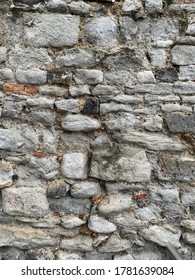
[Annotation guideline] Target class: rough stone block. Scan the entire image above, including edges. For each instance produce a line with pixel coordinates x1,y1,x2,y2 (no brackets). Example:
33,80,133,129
119,17,138,41
74,69,103,85
0,162,14,189
90,145,151,183
166,113,195,133
68,1,91,15
0,128,25,151
71,181,101,198
0,69,14,82
1,187,50,218
98,233,131,253
88,215,116,234
145,0,163,14
61,215,85,229
69,85,91,97
61,152,88,179
24,14,80,47
104,70,135,86
3,83,38,95
39,85,68,97
122,0,143,14
60,235,93,252
55,99,80,113
137,70,155,84
84,17,119,48
46,0,68,12
0,15,5,45
171,45,195,65
0,47,7,64
61,114,100,132
16,68,47,85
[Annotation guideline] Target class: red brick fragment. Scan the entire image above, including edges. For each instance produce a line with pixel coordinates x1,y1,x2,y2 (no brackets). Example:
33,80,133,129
34,150,44,158
3,83,38,95
91,194,103,204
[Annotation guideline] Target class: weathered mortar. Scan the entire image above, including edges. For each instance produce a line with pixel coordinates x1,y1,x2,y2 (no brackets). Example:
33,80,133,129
0,0,195,260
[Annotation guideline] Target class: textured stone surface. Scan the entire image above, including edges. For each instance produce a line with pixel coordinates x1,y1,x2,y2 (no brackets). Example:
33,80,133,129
98,194,132,215
16,68,47,85
62,114,100,132
88,215,117,234
25,14,80,47
61,152,88,180
98,233,131,253
0,162,14,189
2,187,50,218
90,146,151,183
171,45,195,65
60,235,93,252
74,70,103,85
166,113,195,133
71,181,101,198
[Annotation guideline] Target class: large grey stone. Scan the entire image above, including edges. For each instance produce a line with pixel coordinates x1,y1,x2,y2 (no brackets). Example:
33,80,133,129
105,70,135,86
0,162,14,189
69,85,91,97
55,99,80,113
141,225,181,247
90,146,151,183
0,47,7,64
60,235,93,252
125,83,173,95
71,181,101,198
119,17,138,41
84,17,119,48
0,69,14,82
114,131,185,151
8,48,52,68
74,69,103,85
122,0,143,14
166,113,195,133
0,224,58,249
61,215,86,229
171,45,195,65
173,81,195,94
111,213,146,228
61,152,88,179
24,14,80,47
56,49,96,68
145,0,163,14
62,114,100,132
26,97,54,109
68,1,91,15
181,186,195,207
98,233,131,253
39,85,68,97
182,233,195,245
88,215,116,234
100,103,133,115
0,129,25,151
57,251,82,260
179,65,195,81
16,68,47,85
104,112,140,131
26,111,56,127
98,194,133,215
49,197,91,215
2,187,50,218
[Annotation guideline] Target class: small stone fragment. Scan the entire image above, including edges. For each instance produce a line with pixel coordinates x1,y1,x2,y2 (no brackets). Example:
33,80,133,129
0,162,14,189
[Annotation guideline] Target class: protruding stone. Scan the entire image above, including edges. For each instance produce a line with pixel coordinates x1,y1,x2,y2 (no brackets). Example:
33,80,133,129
90,145,151,183
0,162,14,189
61,152,88,180
62,114,100,132
71,181,101,198
98,194,132,215
61,215,86,229
88,215,117,233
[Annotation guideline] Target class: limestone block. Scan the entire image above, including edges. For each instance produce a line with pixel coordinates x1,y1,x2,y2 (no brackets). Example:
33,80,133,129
166,113,195,133
61,152,88,179
61,215,86,229
68,1,91,15
90,146,151,183
122,0,143,14
16,68,47,85
24,14,80,47
74,69,103,85
69,85,91,97
88,215,117,234
1,187,50,218
182,233,195,245
84,17,119,48
55,99,80,113
60,235,93,252
71,181,101,198
57,251,82,260
171,45,195,65
137,70,155,84
145,0,163,14
98,233,131,253
39,85,68,97
62,114,100,132
0,162,14,189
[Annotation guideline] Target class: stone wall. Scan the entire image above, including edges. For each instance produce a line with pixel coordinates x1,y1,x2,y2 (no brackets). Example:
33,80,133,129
0,0,195,260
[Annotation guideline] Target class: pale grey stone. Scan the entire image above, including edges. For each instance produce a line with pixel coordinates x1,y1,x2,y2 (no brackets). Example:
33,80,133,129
122,0,143,14
74,69,103,85
47,179,70,198
150,48,166,68
179,65,195,81
105,70,135,86
104,112,140,131
0,47,7,63
88,215,117,234
56,49,96,68
16,68,47,85
114,131,185,151
84,17,119,48
98,233,131,253
62,114,100,132
100,103,133,115
182,233,195,245
141,225,181,247
136,205,162,221
68,1,91,14
26,111,56,127
142,115,163,132
112,95,143,104
69,85,91,97
8,47,52,68
114,253,134,260
104,48,149,71
0,69,14,82
181,186,195,206
111,213,146,228
145,94,180,103
61,215,86,229
60,235,93,252
166,113,195,133
137,70,155,84
92,85,119,96
145,0,163,14
0,161,14,189
181,220,195,231
119,17,138,41
71,181,101,198
125,83,173,95
90,146,151,183
161,104,192,113
49,197,91,215
105,182,144,194
26,97,54,109
171,45,195,65
154,39,173,48
0,224,58,249
98,194,133,215
169,4,195,14
2,187,49,218
57,251,83,260
46,0,68,12
39,85,68,97
183,96,195,104
55,99,80,113
0,129,25,151
25,14,80,47
186,23,195,36
61,152,88,179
